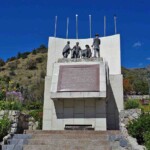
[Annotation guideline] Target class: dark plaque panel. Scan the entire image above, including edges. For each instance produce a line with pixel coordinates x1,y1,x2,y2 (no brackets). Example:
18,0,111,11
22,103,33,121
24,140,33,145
57,65,99,92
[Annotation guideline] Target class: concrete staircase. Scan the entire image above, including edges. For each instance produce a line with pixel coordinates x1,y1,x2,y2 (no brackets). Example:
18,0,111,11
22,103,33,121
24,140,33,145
2,130,129,150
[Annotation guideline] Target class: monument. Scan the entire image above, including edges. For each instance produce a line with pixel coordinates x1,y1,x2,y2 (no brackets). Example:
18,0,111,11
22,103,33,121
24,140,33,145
42,34,124,130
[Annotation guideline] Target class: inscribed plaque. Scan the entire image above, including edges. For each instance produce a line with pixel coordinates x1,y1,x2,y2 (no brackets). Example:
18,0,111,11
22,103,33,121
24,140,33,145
57,65,99,92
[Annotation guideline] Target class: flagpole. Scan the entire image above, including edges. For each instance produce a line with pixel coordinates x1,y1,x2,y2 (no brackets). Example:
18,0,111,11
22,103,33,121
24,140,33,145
76,14,78,39
104,16,106,36
54,16,57,37
89,15,92,38
66,17,69,39
114,15,117,34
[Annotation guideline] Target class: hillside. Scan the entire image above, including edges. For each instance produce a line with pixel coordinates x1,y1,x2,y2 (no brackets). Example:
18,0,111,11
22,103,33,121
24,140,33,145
122,67,149,95
0,45,47,102
0,47,149,103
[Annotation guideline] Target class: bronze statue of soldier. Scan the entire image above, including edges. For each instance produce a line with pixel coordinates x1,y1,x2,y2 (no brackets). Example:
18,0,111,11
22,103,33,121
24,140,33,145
81,45,92,58
71,42,81,58
62,41,71,58
92,34,101,58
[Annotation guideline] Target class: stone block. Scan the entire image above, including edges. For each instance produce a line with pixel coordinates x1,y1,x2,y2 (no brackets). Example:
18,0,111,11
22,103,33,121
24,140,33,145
50,83,57,92
74,113,84,118
96,113,106,118
96,100,106,113
64,108,73,118
64,100,73,108
95,118,106,127
85,107,95,118
64,119,73,125
85,99,95,107
43,109,52,120
54,100,63,114
74,100,84,113
56,113,63,118
74,118,84,124
57,118,64,128
42,120,52,130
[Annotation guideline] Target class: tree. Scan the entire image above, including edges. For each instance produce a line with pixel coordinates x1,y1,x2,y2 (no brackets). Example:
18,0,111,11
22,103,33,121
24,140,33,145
0,58,5,67
123,78,133,94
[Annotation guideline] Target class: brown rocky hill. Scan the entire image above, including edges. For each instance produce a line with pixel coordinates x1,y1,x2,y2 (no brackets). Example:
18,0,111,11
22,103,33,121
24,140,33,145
0,45,47,102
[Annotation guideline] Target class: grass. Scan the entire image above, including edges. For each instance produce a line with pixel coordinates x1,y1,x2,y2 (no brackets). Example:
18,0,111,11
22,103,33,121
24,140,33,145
125,99,150,112
0,53,47,86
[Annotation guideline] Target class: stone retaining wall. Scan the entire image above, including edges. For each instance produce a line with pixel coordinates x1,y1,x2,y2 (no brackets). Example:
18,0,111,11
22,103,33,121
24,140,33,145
120,109,146,150
0,110,38,136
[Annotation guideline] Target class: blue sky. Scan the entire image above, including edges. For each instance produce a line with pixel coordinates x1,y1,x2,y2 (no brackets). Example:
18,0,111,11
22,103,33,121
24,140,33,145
0,0,150,68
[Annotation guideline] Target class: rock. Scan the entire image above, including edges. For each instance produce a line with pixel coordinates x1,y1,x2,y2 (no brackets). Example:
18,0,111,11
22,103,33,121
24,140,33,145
119,138,128,147
29,117,35,121
28,121,34,126
0,110,5,116
132,113,138,119
120,123,125,127
11,127,17,133
11,123,17,128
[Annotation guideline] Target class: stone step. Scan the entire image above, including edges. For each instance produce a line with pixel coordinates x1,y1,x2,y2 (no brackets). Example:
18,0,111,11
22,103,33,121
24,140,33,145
12,134,32,139
30,134,109,140
25,130,120,135
23,144,112,150
7,139,28,145
2,145,23,150
26,139,110,145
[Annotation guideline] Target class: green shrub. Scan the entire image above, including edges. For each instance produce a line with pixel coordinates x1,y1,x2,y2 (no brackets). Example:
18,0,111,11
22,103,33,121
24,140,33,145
29,110,43,129
0,91,6,100
40,70,46,79
0,58,5,67
36,45,47,53
125,100,139,109
23,101,43,110
32,49,37,55
36,57,43,63
0,101,22,110
144,131,150,150
8,61,18,70
0,116,11,141
127,113,150,144
26,59,37,70
9,70,16,76
7,57,16,62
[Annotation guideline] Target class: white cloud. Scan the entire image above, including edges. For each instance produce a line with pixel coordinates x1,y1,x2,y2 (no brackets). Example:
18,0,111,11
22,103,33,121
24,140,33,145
146,57,150,60
132,41,142,48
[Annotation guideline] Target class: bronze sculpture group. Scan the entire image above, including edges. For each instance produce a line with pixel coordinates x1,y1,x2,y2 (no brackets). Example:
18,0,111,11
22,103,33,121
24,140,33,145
62,34,101,59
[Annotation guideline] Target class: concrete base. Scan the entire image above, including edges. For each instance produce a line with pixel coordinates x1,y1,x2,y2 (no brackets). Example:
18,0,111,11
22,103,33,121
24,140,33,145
43,98,107,131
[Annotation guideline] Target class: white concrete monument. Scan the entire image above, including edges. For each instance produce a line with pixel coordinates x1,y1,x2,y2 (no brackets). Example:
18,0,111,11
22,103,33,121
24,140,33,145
43,34,124,130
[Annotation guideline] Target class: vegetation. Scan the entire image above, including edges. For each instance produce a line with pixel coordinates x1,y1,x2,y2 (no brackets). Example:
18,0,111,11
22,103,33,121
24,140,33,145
127,113,150,149
125,99,140,109
0,116,11,141
0,45,47,136
0,58,5,67
29,109,43,129
0,101,22,110
144,132,150,150
122,67,149,95
125,99,150,112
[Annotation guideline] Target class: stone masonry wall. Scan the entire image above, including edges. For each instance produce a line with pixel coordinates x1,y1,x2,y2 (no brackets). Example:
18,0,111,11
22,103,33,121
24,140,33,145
120,109,146,150
0,110,38,141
